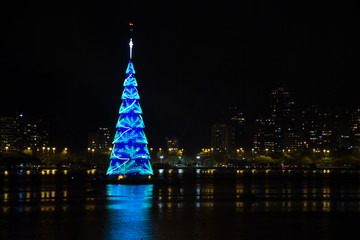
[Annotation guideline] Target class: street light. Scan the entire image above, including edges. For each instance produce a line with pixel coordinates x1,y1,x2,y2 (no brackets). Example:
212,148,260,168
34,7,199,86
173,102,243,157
196,156,201,166
160,155,164,164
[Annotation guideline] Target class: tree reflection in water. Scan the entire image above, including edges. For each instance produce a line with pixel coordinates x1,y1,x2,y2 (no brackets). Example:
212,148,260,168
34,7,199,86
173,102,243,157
105,184,154,240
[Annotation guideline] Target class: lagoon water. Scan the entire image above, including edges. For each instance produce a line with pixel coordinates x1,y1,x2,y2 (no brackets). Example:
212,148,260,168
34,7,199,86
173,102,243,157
1,170,360,239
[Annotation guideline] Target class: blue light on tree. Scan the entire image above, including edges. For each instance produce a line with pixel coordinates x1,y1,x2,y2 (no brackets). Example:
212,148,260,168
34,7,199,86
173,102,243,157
107,38,153,176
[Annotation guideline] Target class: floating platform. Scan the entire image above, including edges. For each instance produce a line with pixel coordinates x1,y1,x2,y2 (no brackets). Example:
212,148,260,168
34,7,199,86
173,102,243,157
104,174,154,184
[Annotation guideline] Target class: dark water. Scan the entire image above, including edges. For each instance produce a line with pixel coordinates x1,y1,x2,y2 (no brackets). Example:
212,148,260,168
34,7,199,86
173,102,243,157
1,171,360,239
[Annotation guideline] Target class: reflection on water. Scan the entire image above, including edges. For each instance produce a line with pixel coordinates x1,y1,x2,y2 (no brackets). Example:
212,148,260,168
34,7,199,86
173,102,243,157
105,184,153,240
1,177,360,214
1,173,360,239
150,180,360,213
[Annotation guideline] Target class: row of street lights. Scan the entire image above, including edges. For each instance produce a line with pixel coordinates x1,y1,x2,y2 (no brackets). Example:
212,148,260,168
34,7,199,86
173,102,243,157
3,146,61,154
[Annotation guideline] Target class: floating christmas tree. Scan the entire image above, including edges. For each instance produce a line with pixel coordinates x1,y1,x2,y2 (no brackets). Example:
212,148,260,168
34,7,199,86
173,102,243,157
106,32,153,176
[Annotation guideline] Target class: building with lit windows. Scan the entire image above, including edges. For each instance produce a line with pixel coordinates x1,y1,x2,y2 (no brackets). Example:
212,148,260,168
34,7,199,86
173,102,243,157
300,106,328,152
88,127,112,152
166,137,179,154
253,118,277,154
226,106,246,125
270,88,296,122
0,114,17,151
269,87,305,153
0,114,48,152
282,131,305,153
225,106,252,149
18,117,49,151
211,122,236,154
298,106,352,154
351,108,360,151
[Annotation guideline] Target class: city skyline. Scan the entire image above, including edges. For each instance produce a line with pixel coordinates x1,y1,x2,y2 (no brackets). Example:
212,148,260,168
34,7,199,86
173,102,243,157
2,1,359,153
2,86,359,156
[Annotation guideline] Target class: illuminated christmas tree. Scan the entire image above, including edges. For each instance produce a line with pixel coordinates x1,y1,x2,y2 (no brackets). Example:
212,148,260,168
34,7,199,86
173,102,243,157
106,34,153,176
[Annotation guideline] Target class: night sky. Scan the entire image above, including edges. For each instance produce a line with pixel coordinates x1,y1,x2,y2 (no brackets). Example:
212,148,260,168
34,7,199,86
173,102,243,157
2,1,359,153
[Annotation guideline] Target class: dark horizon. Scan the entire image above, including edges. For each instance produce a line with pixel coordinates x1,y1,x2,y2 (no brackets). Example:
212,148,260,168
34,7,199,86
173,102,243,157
2,1,359,153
